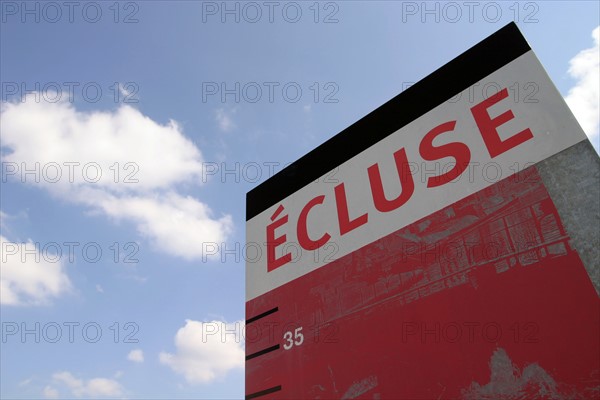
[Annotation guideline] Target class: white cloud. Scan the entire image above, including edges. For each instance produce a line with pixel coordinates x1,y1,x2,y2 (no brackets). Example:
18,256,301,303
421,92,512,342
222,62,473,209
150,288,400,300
43,385,59,399
86,190,232,261
1,99,204,192
95,284,104,293
215,108,235,132
565,26,600,153
127,349,144,363
52,371,124,398
159,319,244,384
1,97,233,260
1,234,72,306
18,377,33,387
118,83,138,102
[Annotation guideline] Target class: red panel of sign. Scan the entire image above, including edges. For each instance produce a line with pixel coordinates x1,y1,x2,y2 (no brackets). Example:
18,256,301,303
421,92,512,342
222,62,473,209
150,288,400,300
247,168,599,399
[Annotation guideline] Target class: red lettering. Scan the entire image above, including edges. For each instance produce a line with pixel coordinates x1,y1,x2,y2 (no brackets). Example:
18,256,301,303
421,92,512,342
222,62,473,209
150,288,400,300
368,148,415,212
334,183,368,235
297,195,331,250
471,88,533,158
266,205,291,272
419,120,471,187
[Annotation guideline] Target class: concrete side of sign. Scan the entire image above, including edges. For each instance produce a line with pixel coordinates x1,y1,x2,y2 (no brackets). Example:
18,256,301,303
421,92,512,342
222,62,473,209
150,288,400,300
537,139,600,295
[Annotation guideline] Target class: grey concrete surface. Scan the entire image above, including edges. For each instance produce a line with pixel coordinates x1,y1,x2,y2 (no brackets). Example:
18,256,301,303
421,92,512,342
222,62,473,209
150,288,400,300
537,140,600,295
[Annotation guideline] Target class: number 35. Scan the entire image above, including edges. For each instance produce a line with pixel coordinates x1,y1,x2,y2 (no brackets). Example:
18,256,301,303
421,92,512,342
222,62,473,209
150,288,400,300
283,327,304,350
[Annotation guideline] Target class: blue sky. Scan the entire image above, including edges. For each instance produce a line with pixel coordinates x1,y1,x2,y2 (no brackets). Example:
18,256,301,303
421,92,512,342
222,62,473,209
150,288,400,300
1,1,598,399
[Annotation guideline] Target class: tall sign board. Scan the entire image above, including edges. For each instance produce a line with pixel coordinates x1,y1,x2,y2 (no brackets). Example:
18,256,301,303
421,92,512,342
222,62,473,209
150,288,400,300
246,23,600,399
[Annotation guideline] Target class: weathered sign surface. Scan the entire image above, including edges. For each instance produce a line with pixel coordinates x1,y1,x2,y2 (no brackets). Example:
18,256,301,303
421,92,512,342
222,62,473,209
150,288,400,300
246,22,600,400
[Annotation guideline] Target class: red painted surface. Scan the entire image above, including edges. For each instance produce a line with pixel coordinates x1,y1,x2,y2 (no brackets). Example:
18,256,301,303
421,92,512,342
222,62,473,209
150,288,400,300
246,167,600,399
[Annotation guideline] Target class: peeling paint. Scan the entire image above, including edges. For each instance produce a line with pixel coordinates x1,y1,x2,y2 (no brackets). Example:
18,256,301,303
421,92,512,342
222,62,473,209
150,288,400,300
328,365,339,395
341,375,378,399
462,348,600,400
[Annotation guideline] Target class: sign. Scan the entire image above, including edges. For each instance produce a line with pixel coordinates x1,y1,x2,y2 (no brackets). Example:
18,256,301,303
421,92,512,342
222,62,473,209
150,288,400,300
246,22,599,399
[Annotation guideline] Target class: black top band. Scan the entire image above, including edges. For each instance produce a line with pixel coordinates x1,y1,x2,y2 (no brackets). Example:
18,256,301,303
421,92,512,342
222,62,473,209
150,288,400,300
246,22,530,221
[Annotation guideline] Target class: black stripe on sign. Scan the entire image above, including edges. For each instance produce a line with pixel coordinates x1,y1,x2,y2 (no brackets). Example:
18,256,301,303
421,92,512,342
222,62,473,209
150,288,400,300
245,385,282,399
246,307,279,325
245,344,280,361
246,22,531,221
